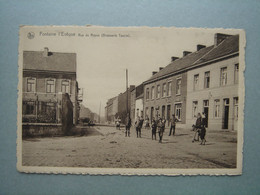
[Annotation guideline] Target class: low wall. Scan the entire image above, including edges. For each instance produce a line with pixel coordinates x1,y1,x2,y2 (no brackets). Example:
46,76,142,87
22,123,63,137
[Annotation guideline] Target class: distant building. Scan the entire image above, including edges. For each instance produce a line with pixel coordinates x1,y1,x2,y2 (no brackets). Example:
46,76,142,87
80,104,99,123
22,47,80,136
105,96,118,123
130,84,144,121
117,85,135,124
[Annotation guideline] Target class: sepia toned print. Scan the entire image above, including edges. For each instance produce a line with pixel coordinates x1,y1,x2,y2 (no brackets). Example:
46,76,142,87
17,26,245,175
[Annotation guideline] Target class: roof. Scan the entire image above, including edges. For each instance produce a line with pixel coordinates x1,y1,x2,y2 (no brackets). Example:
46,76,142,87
195,35,239,64
145,46,214,83
136,93,144,100
23,50,76,72
144,34,239,84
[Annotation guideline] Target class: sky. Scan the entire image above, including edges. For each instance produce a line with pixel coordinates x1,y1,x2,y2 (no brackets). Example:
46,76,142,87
19,26,239,116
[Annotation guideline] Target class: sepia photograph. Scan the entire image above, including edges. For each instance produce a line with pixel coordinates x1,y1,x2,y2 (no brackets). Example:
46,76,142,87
17,26,245,175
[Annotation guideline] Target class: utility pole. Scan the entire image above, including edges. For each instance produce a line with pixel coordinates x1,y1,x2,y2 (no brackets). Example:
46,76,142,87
126,69,128,117
99,101,101,124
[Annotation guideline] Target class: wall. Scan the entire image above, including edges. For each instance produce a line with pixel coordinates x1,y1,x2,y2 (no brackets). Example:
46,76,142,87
22,123,63,137
61,93,74,135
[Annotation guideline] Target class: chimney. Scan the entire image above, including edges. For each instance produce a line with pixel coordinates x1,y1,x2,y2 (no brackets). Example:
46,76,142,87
159,67,164,71
197,44,206,51
183,51,192,57
152,71,158,75
43,47,49,57
214,33,232,46
171,56,179,62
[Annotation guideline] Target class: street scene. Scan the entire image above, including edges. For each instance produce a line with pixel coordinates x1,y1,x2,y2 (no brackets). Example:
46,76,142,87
18,26,244,174
22,125,237,168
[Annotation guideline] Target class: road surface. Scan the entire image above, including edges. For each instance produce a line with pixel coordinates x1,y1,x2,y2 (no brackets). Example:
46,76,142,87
22,125,237,168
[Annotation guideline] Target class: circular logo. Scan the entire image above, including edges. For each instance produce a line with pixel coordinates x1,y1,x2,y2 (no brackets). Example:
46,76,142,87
27,32,35,39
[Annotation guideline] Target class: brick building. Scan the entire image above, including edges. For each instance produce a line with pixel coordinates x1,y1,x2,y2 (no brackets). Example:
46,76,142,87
143,45,213,127
22,47,80,136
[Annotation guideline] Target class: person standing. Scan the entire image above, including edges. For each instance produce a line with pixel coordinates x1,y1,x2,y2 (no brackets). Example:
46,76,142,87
125,114,131,137
169,114,179,136
157,118,164,143
135,116,140,138
138,116,144,138
192,113,202,142
151,117,157,140
161,116,166,133
200,112,207,145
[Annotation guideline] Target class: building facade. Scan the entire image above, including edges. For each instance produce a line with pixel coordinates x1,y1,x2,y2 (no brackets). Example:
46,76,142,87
143,33,239,130
22,47,80,129
186,34,239,130
143,46,213,128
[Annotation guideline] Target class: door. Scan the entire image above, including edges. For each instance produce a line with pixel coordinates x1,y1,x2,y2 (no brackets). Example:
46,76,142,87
167,105,171,126
151,107,154,120
233,97,238,131
162,105,165,118
203,100,209,127
223,98,229,129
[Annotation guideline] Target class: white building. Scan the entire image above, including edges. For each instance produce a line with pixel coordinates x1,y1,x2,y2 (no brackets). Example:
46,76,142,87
186,34,239,130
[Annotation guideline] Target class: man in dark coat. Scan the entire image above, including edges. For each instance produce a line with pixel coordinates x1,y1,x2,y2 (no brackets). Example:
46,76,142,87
169,114,178,136
138,116,144,138
151,117,157,140
125,114,131,137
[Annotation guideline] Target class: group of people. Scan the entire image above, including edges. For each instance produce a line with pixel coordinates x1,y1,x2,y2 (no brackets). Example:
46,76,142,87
119,112,207,145
192,112,207,145
123,114,179,143
151,114,179,143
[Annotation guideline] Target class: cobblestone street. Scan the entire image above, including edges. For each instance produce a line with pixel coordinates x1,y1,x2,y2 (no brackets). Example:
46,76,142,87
22,125,237,169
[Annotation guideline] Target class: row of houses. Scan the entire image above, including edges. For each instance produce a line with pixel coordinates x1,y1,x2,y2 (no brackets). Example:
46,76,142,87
106,33,239,131
22,47,82,136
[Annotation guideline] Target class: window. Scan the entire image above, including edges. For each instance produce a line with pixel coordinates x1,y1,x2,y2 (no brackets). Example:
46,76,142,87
193,74,199,90
167,81,172,96
214,99,220,118
162,105,165,118
156,85,161,98
220,67,227,86
151,86,155,99
23,101,36,115
27,78,36,92
61,80,70,94
175,104,182,120
204,71,210,88
192,101,198,118
162,83,167,97
234,97,239,120
46,79,55,93
176,79,181,95
146,88,150,100
234,64,239,84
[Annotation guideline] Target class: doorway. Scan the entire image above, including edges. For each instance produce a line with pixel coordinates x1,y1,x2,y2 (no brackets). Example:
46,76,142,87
223,98,229,129
203,100,209,127
151,107,154,120
167,105,171,126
